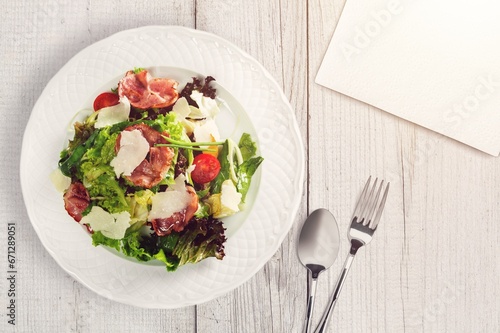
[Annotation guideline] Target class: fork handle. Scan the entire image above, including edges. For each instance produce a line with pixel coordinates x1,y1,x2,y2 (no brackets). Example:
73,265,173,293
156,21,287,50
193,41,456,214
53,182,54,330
313,252,356,333
303,270,318,333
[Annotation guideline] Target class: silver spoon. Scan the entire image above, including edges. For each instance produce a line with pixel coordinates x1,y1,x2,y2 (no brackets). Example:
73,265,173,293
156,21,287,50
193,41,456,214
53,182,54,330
298,208,341,333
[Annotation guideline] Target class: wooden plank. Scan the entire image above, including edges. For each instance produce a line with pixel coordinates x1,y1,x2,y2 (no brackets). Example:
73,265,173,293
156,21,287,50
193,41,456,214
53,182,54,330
1,1,197,332
194,1,281,332
308,1,500,333
79,2,198,332
2,0,499,332
308,0,411,332
195,0,309,332
398,131,500,333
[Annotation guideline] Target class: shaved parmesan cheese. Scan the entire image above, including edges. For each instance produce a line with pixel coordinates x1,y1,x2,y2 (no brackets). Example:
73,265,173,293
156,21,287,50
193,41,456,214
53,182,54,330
172,97,205,119
170,174,188,191
110,129,149,178
80,206,131,239
172,97,196,134
205,180,242,218
220,180,242,213
95,97,131,128
194,119,221,143
172,97,191,118
50,168,71,192
187,106,206,119
190,91,220,118
148,175,191,221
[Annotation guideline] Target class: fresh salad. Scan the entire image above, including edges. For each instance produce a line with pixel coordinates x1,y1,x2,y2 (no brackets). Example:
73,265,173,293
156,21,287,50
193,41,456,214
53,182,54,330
51,68,263,271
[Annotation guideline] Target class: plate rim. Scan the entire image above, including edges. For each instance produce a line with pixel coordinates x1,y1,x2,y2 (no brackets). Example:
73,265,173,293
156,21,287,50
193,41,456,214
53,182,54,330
20,25,305,308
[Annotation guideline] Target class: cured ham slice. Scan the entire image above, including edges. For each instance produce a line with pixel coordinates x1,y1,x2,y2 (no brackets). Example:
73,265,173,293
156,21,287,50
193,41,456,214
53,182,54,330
118,70,179,109
115,124,175,188
150,185,199,236
63,182,90,222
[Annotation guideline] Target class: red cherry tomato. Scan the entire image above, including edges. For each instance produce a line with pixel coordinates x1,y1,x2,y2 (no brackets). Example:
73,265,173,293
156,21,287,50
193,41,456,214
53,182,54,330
93,92,120,111
191,154,221,184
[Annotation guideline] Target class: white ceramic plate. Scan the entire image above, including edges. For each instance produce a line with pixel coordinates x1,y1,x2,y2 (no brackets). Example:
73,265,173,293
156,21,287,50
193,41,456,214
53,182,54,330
20,26,305,308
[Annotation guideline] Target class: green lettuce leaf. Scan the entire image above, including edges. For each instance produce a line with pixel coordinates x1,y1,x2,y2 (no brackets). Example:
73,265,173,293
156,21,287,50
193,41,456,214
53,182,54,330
194,201,210,218
92,231,120,251
153,249,180,272
210,140,231,194
91,175,127,213
121,232,153,262
152,113,185,186
126,190,153,228
59,129,100,177
78,128,129,213
153,233,181,271
119,231,178,271
238,133,257,160
116,217,226,271
236,156,264,202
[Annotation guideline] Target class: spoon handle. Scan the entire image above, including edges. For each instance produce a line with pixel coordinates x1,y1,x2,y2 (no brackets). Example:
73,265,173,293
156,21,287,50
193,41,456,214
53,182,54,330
303,270,318,333
313,253,356,333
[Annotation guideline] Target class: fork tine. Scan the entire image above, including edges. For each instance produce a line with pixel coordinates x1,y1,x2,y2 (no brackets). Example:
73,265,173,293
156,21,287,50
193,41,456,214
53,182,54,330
365,180,384,226
352,176,372,222
359,178,378,225
369,182,390,229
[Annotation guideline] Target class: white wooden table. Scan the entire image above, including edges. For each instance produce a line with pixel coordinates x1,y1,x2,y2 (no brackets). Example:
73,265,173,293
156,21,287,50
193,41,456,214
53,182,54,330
2,1,499,332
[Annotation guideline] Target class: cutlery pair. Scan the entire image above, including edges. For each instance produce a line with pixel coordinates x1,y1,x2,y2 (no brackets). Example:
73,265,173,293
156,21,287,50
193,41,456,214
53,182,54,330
298,177,390,333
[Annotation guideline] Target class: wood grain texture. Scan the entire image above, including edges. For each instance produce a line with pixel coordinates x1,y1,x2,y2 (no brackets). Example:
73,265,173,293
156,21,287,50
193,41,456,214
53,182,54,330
307,2,500,333
1,0,499,332
2,1,197,333
195,1,308,332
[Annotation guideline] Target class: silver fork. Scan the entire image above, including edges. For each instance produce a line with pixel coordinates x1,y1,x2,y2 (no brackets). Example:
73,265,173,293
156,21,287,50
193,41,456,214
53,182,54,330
313,177,390,333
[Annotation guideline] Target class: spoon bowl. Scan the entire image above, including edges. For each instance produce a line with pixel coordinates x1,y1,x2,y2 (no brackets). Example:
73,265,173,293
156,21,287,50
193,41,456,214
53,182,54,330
298,208,340,333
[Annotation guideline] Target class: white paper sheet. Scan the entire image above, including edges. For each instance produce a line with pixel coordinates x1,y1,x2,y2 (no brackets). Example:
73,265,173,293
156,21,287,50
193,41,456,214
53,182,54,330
316,0,500,156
